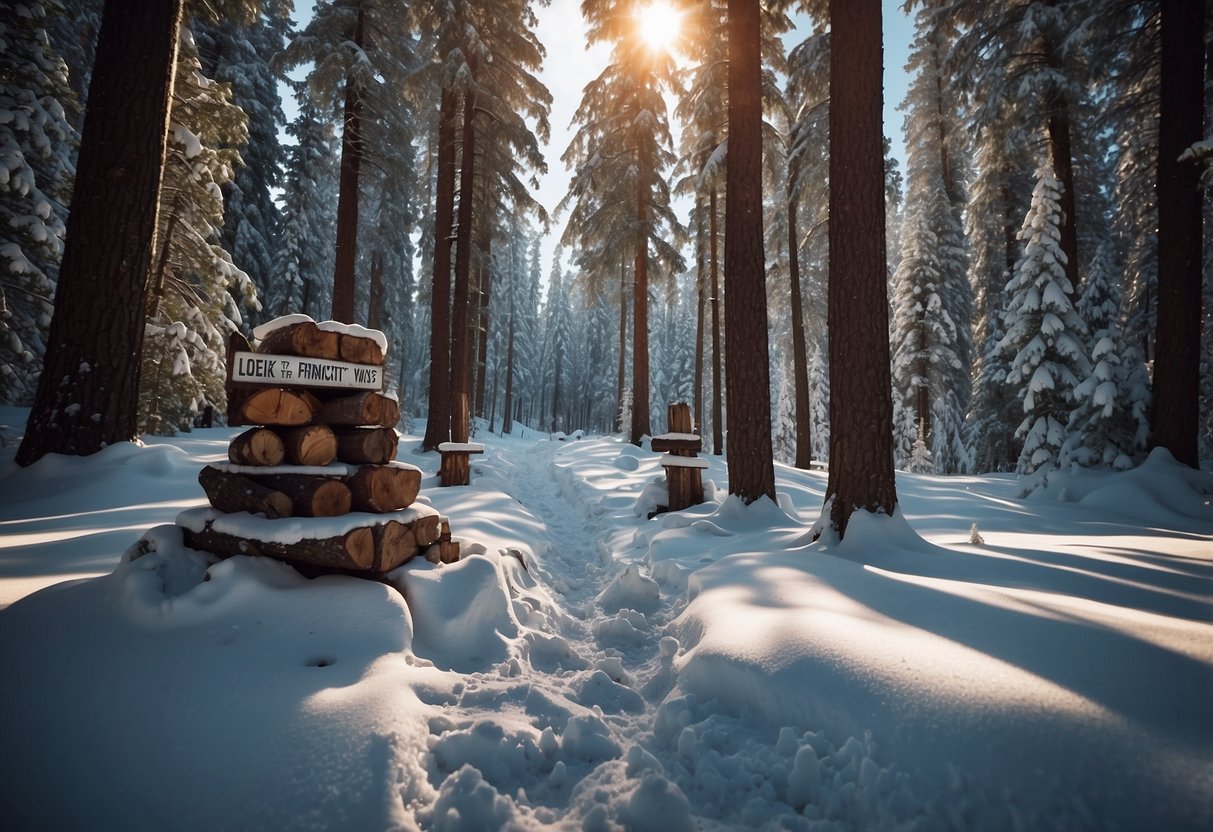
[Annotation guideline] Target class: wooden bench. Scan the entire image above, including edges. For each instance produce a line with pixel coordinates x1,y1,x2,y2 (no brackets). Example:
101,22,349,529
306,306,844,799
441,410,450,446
438,442,484,487
650,402,705,512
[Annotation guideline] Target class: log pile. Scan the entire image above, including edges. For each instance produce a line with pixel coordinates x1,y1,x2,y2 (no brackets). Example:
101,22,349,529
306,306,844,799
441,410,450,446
178,314,462,576
650,402,706,513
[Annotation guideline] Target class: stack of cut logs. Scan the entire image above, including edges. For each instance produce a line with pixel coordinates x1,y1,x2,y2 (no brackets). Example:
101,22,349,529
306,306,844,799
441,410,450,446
178,316,461,576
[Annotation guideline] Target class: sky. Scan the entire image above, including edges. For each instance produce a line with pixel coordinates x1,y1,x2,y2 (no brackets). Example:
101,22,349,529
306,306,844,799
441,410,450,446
532,1,915,283
286,1,916,293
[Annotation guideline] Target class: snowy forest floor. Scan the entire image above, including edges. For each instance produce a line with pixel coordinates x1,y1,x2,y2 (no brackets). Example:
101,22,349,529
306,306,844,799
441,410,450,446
1,406,1211,830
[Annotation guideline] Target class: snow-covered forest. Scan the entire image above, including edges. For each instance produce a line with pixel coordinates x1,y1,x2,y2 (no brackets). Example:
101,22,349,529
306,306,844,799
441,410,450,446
3,0,1210,478
1,0,1211,828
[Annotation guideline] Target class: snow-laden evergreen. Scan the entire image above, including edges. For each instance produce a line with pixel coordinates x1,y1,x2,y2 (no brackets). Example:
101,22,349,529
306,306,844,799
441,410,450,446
890,6,973,474
139,27,258,435
272,91,338,320
807,341,830,463
194,6,290,328
1062,241,1148,469
999,166,1089,476
0,0,75,403
889,188,971,471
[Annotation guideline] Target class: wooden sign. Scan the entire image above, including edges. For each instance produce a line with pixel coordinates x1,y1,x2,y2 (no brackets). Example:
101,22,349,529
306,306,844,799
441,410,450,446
229,351,383,391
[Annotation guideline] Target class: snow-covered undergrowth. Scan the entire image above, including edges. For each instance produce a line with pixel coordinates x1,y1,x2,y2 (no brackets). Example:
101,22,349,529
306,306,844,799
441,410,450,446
1,406,1210,830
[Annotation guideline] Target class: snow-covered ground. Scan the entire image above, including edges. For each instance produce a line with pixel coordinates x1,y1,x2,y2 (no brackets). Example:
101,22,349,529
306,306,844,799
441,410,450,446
1,406,1210,830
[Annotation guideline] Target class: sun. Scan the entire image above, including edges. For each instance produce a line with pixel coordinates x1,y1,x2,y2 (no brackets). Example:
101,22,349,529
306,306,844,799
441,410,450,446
636,0,682,53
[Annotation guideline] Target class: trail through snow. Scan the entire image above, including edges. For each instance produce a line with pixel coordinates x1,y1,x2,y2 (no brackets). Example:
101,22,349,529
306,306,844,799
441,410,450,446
407,436,698,828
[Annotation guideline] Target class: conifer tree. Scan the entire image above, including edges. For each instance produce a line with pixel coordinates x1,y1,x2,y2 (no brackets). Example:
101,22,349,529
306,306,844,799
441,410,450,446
819,0,897,537
999,165,1089,476
273,91,339,319
140,25,257,434
279,0,420,324
1062,241,1147,469
561,0,685,445
0,0,76,403
1151,0,1205,466
17,0,185,466
194,3,290,325
890,1,972,473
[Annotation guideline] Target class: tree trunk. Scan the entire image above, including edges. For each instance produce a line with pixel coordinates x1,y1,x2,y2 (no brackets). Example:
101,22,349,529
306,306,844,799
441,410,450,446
1152,0,1205,466
724,0,775,504
422,88,458,451
367,248,384,332
475,239,493,419
693,195,706,434
709,186,723,456
1045,105,1080,295
630,163,651,446
823,0,897,537
331,8,365,324
17,0,184,467
787,190,813,470
450,86,477,445
503,295,515,435
617,254,628,432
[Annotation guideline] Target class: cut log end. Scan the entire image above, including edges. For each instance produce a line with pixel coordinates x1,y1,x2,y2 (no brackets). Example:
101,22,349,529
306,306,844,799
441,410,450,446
235,388,320,427
228,427,286,467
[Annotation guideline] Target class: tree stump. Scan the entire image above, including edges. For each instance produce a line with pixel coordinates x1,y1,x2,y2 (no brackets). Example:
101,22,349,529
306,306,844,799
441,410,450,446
438,442,484,487
650,402,705,513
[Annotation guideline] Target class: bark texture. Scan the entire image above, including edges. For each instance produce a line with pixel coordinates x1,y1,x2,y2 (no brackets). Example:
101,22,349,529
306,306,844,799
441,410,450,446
422,88,458,451
724,0,775,503
330,8,365,324
1152,0,1205,466
17,0,184,466
824,0,898,537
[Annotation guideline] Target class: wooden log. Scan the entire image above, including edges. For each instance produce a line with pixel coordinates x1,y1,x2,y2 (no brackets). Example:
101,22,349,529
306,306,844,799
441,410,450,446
334,427,398,464
318,391,400,427
233,387,320,427
227,427,286,467
183,524,374,571
276,424,337,466
249,472,352,517
346,464,421,513
338,332,385,366
412,512,442,548
650,435,702,454
668,402,693,434
664,465,705,512
256,320,340,360
439,451,471,487
198,465,292,518
371,521,418,572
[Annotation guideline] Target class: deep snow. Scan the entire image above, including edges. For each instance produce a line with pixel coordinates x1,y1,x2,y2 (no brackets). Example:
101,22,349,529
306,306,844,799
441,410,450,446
1,407,1210,830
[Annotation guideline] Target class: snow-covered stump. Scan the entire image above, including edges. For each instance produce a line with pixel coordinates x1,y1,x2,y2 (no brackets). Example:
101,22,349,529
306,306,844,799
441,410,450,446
438,442,484,487
651,402,706,513
175,314,462,578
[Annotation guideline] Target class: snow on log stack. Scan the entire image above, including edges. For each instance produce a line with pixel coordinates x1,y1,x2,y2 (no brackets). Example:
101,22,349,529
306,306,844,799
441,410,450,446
177,314,461,575
650,402,706,513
